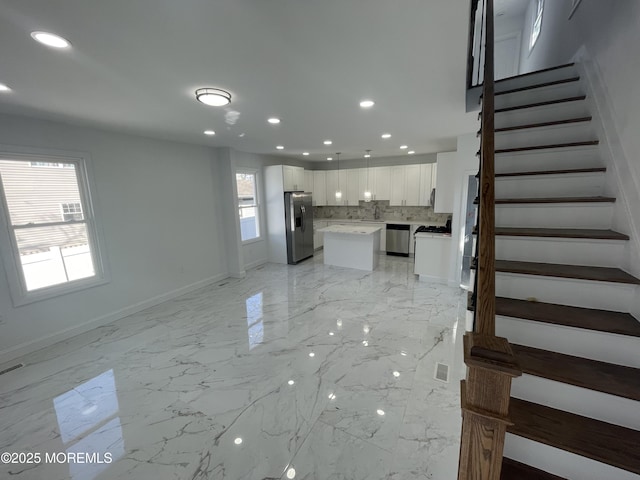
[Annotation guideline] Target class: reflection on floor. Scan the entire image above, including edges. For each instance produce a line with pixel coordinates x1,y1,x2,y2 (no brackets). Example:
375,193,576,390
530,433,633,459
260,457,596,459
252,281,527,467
0,254,465,479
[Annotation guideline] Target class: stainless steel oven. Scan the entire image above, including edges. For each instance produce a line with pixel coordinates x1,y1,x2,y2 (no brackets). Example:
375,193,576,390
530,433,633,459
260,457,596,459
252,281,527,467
386,224,410,256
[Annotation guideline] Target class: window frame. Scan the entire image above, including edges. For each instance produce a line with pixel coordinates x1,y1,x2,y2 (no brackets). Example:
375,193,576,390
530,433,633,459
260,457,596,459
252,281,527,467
529,0,544,53
235,168,262,245
0,145,109,306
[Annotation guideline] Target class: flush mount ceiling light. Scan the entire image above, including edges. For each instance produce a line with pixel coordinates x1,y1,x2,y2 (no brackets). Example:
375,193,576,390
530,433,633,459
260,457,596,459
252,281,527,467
323,140,332,145
0,83,10,92
359,100,375,108
31,31,71,49
381,133,391,139
195,88,231,107
203,130,215,136
267,117,281,124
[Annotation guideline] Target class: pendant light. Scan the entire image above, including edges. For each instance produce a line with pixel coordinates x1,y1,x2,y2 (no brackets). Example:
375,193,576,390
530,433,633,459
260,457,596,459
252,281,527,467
334,152,342,202
363,150,372,202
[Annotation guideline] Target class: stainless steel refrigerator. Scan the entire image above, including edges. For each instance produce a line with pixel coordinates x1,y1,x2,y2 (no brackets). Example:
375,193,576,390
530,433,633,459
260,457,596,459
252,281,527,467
284,192,314,264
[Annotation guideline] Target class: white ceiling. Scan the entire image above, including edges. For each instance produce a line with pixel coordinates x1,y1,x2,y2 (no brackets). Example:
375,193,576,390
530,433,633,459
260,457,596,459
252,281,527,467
0,0,479,161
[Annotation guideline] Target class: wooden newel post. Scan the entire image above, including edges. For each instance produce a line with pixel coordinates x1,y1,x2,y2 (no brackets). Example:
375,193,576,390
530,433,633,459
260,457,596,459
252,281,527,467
457,333,521,479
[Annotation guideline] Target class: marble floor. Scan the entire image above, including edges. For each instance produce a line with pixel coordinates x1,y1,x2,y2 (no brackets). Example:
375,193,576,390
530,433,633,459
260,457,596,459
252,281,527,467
0,254,466,480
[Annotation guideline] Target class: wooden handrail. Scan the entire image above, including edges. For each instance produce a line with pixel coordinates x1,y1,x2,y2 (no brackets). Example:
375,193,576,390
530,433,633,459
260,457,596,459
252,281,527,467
475,0,496,336
458,1,521,479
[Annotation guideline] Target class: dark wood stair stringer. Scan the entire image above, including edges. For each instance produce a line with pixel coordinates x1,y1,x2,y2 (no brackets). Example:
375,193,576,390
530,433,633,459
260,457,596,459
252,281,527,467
501,458,567,480
495,297,640,338
511,343,640,401
508,397,640,474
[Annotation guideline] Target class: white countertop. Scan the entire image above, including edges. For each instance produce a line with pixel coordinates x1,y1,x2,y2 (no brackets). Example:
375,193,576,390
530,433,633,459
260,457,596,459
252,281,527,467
318,225,383,235
414,232,452,239
315,218,445,227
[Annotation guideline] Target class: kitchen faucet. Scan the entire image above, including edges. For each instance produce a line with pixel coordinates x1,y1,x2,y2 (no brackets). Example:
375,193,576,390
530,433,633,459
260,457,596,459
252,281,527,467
373,205,380,220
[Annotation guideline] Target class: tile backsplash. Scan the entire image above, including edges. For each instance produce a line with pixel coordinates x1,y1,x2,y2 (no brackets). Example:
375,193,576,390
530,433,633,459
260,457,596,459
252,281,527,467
314,201,451,225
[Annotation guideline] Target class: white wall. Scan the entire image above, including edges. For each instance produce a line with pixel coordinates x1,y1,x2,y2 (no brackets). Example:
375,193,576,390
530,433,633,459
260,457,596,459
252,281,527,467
0,114,228,363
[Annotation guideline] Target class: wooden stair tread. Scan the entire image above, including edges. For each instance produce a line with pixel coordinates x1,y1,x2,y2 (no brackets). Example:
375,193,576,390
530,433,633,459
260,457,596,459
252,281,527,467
501,458,567,480
495,260,640,284
495,77,581,97
511,344,640,401
496,140,599,153
495,167,606,177
494,195,615,204
496,63,576,86
495,96,586,113
496,297,640,338
494,116,592,133
494,227,629,240
508,397,640,474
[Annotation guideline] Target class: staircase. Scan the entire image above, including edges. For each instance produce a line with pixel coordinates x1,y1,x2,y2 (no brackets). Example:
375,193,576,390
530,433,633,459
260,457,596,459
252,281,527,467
485,63,640,479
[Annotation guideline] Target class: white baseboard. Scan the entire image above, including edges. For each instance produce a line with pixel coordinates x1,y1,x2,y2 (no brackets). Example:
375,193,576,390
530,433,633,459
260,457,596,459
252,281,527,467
244,258,268,270
0,273,228,365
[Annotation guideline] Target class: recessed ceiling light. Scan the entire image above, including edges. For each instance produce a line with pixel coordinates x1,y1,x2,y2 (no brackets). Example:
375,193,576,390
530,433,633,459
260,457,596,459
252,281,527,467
400,145,408,149
309,352,315,357
376,409,385,416
276,145,284,150
195,88,231,107
234,437,243,445
302,152,309,156
267,117,281,124
359,100,375,108
327,157,333,161
323,140,332,145
288,379,295,385
393,371,400,377
0,83,10,92
31,31,71,49
203,130,215,136
381,133,391,139
408,150,415,154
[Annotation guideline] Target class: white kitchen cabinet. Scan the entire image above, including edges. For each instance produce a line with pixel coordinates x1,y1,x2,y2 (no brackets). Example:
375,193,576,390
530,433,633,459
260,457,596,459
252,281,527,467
304,170,314,193
409,224,422,255
434,152,456,213
313,171,326,206
345,169,361,206
283,165,305,191
414,233,452,282
359,168,373,201
326,170,347,206
419,163,436,206
390,165,421,206
372,166,391,201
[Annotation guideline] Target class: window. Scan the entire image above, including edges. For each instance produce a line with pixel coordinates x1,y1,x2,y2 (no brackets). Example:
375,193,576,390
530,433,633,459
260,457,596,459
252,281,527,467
529,0,544,51
236,170,261,242
0,151,106,305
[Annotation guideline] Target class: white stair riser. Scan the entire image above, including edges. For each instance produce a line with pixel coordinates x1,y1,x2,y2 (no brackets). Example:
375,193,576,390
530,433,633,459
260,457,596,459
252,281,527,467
495,203,613,229
495,146,602,173
512,374,640,429
495,273,634,312
495,123,595,150
495,172,604,198
495,65,578,93
495,82,584,110
496,237,625,267
504,434,640,480
495,100,590,128
496,316,640,367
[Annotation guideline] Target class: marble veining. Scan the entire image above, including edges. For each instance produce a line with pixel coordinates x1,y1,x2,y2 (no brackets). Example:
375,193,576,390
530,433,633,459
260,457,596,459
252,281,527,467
0,254,465,479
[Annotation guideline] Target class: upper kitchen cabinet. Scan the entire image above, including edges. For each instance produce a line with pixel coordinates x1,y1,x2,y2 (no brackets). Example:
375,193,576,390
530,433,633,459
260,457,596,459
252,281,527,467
372,166,391,201
304,170,314,193
283,165,304,191
313,171,327,206
419,163,437,206
390,164,421,206
434,152,456,213
345,168,362,206
325,169,347,206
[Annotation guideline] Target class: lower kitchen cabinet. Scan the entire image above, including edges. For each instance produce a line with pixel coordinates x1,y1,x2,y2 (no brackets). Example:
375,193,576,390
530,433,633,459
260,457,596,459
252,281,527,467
414,233,451,283
314,220,328,249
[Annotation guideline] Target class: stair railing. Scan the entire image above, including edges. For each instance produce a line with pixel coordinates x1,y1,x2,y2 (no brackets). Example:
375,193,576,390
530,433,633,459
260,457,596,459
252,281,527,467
457,1,522,479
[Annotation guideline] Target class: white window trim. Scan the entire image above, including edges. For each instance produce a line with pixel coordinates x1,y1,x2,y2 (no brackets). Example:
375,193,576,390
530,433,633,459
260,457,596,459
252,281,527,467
0,145,110,306
236,168,262,244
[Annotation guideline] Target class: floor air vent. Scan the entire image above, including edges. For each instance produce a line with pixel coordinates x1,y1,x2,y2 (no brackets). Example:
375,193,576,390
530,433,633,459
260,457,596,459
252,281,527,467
434,362,450,383
0,363,24,376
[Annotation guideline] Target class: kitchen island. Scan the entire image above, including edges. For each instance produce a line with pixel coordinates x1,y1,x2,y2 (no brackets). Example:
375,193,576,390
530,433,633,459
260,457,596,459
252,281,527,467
318,224,382,271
